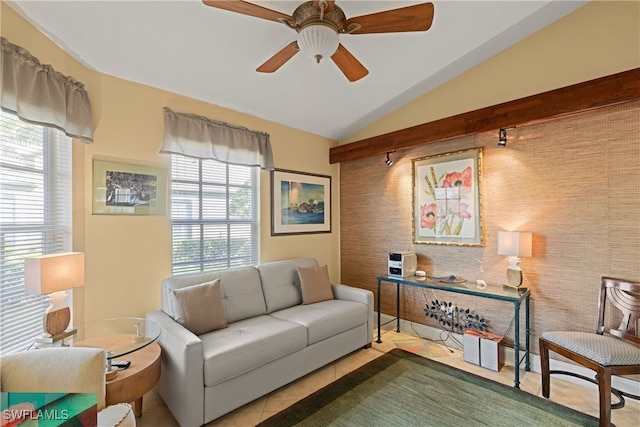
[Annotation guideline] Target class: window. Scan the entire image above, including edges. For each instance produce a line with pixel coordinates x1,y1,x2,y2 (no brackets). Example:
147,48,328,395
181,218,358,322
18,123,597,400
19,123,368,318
0,110,72,355
170,155,259,275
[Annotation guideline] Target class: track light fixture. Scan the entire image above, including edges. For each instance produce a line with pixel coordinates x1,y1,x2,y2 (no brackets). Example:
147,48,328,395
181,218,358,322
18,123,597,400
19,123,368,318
385,151,395,167
498,128,507,146
498,126,516,147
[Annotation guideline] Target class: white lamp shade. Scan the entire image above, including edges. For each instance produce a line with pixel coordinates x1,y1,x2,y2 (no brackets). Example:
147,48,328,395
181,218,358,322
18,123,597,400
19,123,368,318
297,24,339,62
24,252,85,295
497,231,532,257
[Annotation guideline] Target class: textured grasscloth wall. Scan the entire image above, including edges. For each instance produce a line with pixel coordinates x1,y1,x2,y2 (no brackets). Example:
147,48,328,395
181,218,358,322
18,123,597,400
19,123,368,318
340,101,640,354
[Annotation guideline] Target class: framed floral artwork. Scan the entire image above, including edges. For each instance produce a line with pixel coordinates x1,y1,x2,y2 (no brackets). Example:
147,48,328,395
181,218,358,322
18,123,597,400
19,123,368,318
412,148,484,246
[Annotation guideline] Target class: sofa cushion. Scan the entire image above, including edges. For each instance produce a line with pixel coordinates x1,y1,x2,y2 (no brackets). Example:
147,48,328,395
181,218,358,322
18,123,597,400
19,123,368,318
161,266,266,324
297,265,334,304
169,279,228,335
201,315,307,387
270,299,368,345
258,257,318,313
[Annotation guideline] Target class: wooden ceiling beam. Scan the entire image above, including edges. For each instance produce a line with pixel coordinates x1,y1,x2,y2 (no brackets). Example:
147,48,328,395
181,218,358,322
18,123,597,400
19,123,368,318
330,67,640,164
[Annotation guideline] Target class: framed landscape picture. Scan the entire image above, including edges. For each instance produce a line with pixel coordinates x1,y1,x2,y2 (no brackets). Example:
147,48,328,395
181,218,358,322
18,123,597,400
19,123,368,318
271,169,331,235
92,159,168,215
412,148,484,246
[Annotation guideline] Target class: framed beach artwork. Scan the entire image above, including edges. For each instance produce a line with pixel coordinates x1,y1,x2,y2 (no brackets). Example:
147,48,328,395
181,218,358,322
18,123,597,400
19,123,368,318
271,169,331,235
412,148,484,246
92,159,168,215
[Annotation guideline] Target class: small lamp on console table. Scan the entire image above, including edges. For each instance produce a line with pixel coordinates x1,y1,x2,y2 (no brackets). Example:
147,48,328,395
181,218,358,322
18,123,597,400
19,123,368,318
497,231,532,290
24,252,85,343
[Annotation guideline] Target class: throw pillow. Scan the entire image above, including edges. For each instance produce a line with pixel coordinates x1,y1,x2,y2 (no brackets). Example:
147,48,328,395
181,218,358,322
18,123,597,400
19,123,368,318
297,265,334,304
169,279,228,335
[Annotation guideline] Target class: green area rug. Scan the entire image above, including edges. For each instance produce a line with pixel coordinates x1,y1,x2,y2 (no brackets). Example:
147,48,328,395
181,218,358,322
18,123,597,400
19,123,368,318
259,348,598,427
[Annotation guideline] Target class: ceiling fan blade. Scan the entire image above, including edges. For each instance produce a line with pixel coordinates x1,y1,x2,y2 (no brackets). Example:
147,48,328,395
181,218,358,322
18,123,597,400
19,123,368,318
202,0,292,24
256,41,299,73
331,44,369,82
344,3,434,34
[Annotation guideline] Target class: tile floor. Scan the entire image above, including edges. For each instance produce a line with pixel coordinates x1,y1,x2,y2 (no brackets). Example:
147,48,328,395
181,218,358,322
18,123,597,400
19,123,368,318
137,328,640,426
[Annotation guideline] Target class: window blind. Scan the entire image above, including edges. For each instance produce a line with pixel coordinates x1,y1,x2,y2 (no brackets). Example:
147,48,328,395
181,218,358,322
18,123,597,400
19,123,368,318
171,155,259,275
0,110,72,354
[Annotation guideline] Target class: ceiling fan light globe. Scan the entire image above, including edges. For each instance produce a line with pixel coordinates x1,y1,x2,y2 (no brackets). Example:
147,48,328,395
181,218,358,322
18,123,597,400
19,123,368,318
297,24,339,63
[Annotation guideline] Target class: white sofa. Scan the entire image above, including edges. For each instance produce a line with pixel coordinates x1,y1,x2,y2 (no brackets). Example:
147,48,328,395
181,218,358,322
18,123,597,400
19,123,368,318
146,257,373,427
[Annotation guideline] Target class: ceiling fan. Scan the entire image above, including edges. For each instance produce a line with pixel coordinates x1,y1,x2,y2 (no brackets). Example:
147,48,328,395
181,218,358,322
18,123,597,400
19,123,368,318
202,0,435,82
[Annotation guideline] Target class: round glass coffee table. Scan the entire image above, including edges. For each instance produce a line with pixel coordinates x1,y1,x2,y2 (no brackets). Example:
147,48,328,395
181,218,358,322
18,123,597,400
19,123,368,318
72,317,162,417
73,317,161,362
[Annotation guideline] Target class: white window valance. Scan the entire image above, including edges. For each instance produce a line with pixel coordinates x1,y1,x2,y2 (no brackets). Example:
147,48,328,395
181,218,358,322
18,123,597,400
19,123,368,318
161,107,274,170
0,37,94,143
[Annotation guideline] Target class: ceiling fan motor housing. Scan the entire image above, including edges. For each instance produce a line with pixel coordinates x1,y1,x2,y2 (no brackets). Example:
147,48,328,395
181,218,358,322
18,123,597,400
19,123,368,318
292,1,346,33
290,1,346,63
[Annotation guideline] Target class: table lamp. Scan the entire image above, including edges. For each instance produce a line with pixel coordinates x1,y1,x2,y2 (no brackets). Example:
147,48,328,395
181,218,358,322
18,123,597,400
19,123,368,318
24,252,85,339
497,231,532,289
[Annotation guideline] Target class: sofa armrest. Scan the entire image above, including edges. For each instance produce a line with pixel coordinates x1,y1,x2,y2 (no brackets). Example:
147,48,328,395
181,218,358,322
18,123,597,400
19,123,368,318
331,284,374,344
146,310,204,427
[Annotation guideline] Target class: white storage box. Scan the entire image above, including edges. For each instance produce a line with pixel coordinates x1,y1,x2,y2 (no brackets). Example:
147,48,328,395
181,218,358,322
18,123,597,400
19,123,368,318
480,332,505,372
464,330,504,371
463,330,481,365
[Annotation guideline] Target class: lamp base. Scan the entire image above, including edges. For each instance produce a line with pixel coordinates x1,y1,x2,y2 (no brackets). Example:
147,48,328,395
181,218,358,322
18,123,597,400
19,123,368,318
44,306,71,336
506,268,523,288
502,284,528,293
35,328,77,345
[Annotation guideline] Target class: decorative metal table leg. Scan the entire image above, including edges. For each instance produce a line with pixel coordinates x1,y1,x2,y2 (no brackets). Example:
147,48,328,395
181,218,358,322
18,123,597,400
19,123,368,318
377,279,382,343
396,283,401,333
514,300,521,389
525,295,531,371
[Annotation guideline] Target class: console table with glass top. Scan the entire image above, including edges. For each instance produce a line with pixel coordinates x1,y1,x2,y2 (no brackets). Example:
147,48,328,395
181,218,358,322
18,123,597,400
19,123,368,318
376,275,531,389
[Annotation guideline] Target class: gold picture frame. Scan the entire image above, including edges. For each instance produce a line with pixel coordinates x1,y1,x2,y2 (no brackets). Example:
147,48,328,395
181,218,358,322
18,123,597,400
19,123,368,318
92,159,168,215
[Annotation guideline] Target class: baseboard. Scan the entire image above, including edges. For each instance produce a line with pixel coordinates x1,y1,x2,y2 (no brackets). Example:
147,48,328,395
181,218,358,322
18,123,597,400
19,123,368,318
376,312,640,396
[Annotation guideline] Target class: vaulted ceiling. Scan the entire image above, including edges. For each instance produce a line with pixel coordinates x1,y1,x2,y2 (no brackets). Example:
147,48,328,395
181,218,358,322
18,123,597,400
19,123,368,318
7,1,587,140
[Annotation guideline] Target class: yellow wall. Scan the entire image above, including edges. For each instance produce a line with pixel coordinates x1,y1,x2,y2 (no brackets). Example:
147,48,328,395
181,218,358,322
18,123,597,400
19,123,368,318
1,3,340,322
340,0,640,144
3,0,639,323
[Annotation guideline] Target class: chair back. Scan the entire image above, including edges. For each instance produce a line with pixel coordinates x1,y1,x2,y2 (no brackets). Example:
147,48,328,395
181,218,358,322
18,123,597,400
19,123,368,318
598,276,640,345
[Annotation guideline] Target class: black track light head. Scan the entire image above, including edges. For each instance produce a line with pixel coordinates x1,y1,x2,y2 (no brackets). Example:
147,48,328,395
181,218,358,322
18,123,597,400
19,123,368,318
498,128,508,147
385,151,394,166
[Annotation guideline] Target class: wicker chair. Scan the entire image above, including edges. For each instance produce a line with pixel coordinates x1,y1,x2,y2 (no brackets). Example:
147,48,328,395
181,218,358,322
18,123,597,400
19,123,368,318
539,276,640,427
